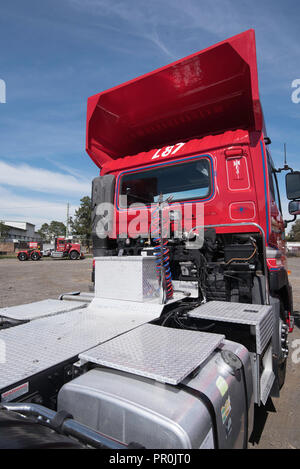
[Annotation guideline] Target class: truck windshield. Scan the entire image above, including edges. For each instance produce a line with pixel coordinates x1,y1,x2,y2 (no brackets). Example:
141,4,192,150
119,158,212,207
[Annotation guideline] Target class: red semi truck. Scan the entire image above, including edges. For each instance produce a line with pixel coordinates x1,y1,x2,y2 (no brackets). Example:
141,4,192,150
17,237,83,261
1,30,300,449
88,29,297,386
86,30,299,324
49,237,83,260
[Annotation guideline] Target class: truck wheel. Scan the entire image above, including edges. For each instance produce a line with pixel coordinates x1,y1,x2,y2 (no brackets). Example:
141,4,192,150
18,252,28,261
0,409,84,449
278,359,287,389
277,317,288,389
275,298,289,389
31,251,40,261
69,251,79,260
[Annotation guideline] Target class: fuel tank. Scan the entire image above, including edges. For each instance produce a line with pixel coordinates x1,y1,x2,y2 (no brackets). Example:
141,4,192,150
58,339,253,449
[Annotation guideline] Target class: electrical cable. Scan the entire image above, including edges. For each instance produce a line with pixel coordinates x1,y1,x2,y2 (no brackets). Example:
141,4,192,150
225,240,257,266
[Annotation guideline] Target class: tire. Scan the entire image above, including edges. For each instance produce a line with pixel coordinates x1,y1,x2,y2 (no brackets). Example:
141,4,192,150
278,358,287,389
0,409,84,449
69,250,79,260
30,251,40,261
276,301,289,389
18,252,28,261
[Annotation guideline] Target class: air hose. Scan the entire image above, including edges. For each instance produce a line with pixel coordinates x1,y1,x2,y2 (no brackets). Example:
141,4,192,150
151,196,174,301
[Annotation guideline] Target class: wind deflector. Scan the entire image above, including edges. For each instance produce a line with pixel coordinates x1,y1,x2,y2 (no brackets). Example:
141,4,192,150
86,29,263,169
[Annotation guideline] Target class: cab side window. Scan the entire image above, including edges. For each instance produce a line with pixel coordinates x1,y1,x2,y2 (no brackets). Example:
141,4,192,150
267,149,282,214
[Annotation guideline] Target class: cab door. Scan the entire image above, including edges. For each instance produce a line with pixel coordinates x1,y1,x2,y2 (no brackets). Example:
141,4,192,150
56,238,66,252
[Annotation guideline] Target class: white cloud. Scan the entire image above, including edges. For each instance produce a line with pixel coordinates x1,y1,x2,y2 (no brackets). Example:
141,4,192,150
0,161,91,228
0,186,78,228
0,160,90,196
67,0,300,78
67,0,178,58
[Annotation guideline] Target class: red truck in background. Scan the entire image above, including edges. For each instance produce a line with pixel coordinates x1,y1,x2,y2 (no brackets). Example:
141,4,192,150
17,237,83,261
49,237,83,260
17,242,42,261
88,29,300,388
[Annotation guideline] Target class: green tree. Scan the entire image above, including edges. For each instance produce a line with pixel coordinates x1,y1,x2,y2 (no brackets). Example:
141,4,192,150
286,219,300,241
49,221,66,239
37,223,50,241
37,221,66,241
70,196,91,247
0,221,10,241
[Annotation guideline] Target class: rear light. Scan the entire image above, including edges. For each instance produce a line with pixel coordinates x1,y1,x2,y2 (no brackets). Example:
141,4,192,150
92,259,95,268
286,311,294,333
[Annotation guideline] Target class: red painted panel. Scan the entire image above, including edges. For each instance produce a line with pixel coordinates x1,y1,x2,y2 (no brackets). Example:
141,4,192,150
229,202,256,220
226,156,250,191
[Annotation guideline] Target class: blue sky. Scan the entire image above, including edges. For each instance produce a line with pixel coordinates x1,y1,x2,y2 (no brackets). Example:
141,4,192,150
0,0,299,228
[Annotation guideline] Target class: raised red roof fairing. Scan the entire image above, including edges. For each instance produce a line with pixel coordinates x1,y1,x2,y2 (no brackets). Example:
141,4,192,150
86,29,263,170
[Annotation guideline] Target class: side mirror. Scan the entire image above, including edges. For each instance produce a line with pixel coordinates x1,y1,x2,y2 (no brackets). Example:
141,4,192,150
288,200,300,216
286,171,300,200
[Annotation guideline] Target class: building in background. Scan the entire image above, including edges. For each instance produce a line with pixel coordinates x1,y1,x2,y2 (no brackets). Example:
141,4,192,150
286,242,300,254
2,221,41,243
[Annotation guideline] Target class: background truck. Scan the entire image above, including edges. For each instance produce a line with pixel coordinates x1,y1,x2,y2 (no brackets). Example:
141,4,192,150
48,237,83,260
1,29,300,449
17,237,83,261
17,241,42,261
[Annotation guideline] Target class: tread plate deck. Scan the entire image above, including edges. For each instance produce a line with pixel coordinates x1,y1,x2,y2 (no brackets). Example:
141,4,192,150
188,301,273,354
0,299,87,321
0,306,159,392
188,301,272,325
79,324,224,385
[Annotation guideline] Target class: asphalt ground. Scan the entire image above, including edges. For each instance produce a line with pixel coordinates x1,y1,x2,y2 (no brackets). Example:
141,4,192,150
0,257,92,308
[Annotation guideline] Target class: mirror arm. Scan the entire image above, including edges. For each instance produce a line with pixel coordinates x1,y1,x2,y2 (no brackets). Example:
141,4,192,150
284,215,297,228
275,165,294,173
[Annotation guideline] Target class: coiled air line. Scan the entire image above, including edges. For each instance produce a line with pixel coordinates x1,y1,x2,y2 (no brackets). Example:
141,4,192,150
151,194,174,304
